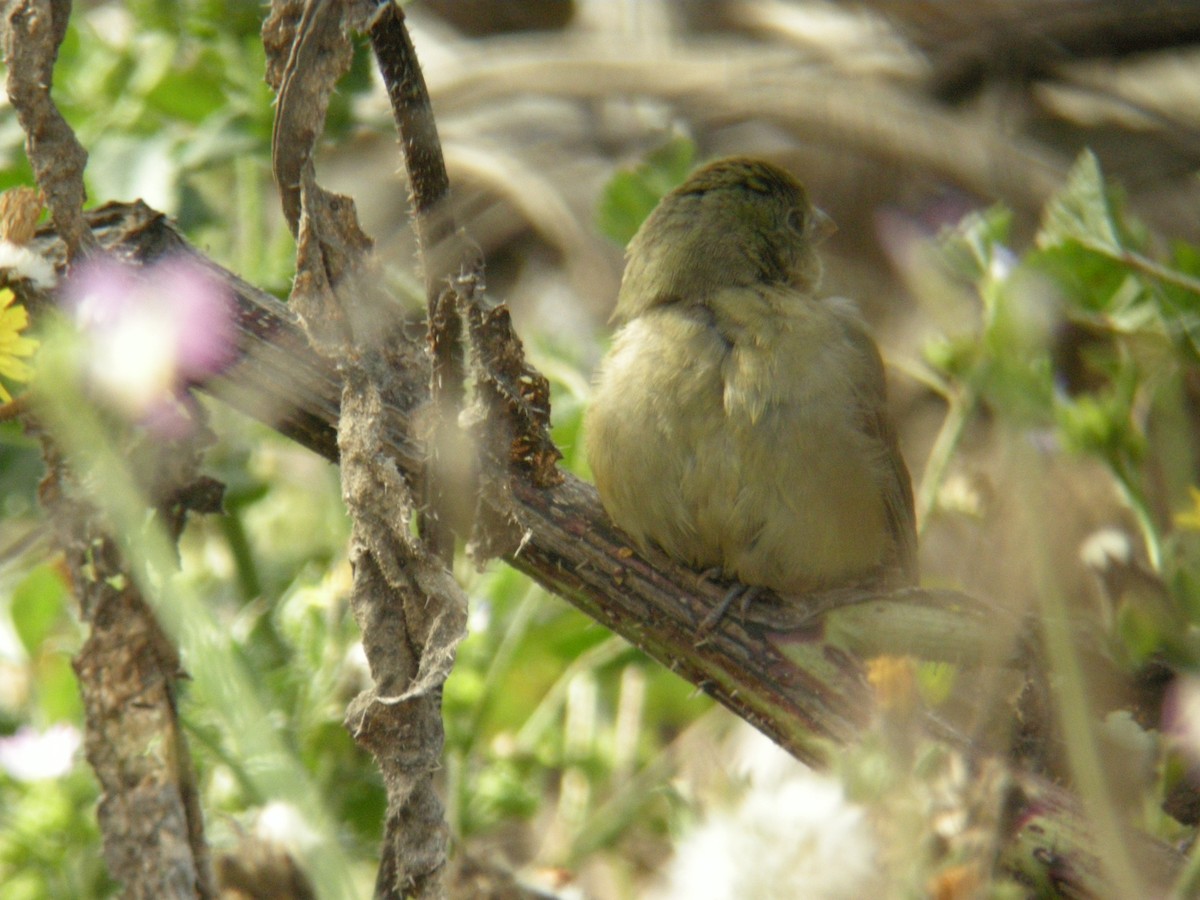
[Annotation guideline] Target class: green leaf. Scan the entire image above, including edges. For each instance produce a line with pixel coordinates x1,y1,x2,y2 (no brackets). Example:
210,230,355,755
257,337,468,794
596,135,696,245
939,205,1013,284
10,565,69,656
1054,376,1143,463
146,58,229,124
1037,149,1121,253
32,655,83,723
922,333,982,382
1026,242,1130,315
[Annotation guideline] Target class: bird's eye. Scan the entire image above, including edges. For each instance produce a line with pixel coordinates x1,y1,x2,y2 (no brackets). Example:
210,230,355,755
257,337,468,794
786,207,807,234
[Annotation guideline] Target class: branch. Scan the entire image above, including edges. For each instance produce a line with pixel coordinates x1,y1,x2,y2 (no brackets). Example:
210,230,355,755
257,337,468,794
427,40,1067,211
35,384,219,899
1,0,95,260
264,3,469,896
853,0,1200,99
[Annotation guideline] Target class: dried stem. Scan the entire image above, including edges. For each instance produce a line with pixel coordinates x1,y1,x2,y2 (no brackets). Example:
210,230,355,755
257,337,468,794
1,0,96,260
264,3,473,895
2,2,217,894
370,3,463,563
35,422,218,899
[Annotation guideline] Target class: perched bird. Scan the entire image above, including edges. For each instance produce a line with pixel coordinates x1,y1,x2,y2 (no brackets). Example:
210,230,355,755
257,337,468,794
585,157,917,608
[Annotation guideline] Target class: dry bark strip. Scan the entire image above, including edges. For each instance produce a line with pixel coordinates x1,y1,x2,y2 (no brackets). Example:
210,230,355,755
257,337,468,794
263,2,479,895
34,432,221,899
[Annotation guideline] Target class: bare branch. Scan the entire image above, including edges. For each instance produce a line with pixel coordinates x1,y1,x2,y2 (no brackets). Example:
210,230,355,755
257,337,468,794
264,4,466,896
36,416,218,899
1,0,96,260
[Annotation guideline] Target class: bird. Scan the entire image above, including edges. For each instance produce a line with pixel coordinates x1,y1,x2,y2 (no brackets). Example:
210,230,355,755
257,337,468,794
584,156,917,618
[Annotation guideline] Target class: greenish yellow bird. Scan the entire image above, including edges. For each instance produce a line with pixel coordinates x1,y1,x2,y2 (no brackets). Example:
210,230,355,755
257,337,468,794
585,157,917,602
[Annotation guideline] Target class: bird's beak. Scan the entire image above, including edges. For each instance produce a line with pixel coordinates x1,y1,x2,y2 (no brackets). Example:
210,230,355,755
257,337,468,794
812,207,837,244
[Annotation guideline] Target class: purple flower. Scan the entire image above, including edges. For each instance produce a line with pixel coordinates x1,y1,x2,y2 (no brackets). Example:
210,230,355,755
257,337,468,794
66,256,235,434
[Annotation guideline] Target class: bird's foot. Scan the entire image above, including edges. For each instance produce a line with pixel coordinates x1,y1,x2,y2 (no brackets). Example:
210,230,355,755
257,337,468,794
697,581,764,637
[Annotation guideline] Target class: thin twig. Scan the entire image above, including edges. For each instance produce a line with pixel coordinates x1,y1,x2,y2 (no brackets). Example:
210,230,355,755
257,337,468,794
370,2,462,563
1,0,96,260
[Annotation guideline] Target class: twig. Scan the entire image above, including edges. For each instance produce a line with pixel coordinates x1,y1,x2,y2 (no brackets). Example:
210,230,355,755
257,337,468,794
265,3,468,896
1,0,96,260
370,2,463,564
369,4,561,570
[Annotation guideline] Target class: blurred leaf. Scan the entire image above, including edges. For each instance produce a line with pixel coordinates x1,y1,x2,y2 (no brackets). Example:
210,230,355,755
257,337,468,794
464,756,542,834
1115,604,1166,666
922,334,977,381
29,655,82,725
596,135,696,245
1176,486,1200,532
10,566,69,657
1038,150,1121,253
146,52,230,124
938,205,1013,285
916,661,956,708
1032,151,1200,355
1026,242,1130,315
977,273,1058,424
0,773,111,898
1170,565,1200,623
1171,239,1200,279
1054,372,1143,463
1152,244,1200,357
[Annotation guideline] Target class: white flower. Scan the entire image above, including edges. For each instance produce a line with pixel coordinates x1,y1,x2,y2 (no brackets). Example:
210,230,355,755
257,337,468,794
0,240,56,290
0,723,82,781
654,768,880,900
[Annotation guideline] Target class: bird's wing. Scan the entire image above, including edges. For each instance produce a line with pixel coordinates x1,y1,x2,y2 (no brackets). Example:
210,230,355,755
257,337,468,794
834,307,919,584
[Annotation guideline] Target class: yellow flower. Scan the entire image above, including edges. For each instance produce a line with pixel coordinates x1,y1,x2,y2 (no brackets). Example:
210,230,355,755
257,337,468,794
0,287,38,402
1177,486,1200,532
866,654,919,717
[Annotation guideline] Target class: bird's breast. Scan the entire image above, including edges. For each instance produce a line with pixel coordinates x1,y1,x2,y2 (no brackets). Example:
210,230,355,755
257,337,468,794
585,299,889,592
